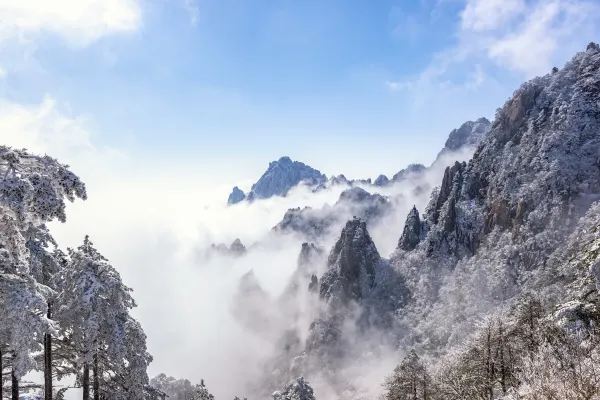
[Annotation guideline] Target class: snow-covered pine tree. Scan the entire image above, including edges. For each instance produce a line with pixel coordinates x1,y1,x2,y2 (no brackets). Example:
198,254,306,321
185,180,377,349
0,146,86,398
54,236,148,399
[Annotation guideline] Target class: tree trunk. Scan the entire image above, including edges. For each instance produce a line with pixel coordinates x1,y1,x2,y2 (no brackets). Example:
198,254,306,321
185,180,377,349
11,366,18,400
83,362,90,400
45,302,53,400
93,353,99,400
0,347,3,400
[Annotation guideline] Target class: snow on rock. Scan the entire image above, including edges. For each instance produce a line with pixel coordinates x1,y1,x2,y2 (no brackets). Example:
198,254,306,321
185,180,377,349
319,218,380,307
272,377,316,400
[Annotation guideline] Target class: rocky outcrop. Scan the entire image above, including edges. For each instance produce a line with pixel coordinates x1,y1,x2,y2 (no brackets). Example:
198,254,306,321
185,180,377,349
229,238,247,256
435,117,490,160
319,218,380,307
374,174,390,186
272,187,392,241
392,163,427,183
251,156,327,199
398,206,421,251
226,157,326,203
206,238,247,258
227,186,246,205
272,207,336,240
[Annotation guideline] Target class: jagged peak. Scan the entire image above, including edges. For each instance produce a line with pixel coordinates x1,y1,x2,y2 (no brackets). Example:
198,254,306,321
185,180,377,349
398,205,422,251
227,186,246,205
319,218,380,306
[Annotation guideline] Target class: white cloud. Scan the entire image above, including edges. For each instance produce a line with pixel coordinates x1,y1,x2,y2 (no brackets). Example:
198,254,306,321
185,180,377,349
461,0,525,32
393,0,600,102
486,0,597,77
0,0,141,46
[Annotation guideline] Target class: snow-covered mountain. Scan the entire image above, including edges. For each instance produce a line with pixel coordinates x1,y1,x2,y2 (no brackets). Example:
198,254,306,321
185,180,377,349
227,156,327,204
227,118,490,205
230,42,600,399
272,187,392,242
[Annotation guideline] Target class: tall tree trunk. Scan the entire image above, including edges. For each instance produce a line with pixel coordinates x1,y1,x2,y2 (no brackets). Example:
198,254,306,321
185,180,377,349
0,347,3,400
45,302,53,400
83,362,90,400
93,353,99,400
11,365,18,400
0,347,4,399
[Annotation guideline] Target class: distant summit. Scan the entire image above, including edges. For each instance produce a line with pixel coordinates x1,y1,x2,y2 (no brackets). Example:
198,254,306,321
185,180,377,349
435,117,490,160
227,186,246,205
227,157,326,205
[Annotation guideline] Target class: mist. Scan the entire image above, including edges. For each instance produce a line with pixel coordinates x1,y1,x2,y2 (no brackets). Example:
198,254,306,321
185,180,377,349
4,115,476,398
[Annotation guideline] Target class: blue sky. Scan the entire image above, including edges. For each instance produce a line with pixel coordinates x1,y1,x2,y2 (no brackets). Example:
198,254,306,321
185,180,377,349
1,0,599,183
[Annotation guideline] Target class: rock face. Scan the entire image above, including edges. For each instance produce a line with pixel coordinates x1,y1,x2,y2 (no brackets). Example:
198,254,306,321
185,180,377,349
227,186,246,205
319,218,380,307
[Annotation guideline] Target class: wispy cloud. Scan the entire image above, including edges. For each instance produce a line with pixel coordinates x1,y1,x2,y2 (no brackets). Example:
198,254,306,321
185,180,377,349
391,0,600,103
0,0,142,47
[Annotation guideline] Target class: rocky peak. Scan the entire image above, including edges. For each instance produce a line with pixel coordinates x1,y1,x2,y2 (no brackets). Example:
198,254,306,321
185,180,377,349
298,242,324,269
319,218,380,307
405,43,600,261
251,157,327,199
330,174,351,186
230,238,247,256
373,174,390,186
398,206,422,251
336,187,391,223
432,161,466,224
392,163,427,183
227,186,246,205
440,117,491,154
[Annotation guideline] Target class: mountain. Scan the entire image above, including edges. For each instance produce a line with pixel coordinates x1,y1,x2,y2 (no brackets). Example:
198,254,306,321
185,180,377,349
246,43,600,399
377,118,489,187
227,156,327,204
227,186,246,205
203,238,247,259
272,187,393,242
390,42,600,354
435,117,490,159
390,163,427,183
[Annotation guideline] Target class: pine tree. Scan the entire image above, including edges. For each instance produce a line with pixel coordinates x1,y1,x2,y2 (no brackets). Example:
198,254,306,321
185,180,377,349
54,236,139,399
0,146,86,397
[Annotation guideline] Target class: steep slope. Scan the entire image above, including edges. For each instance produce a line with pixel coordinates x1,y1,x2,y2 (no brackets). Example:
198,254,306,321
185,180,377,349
392,42,600,351
255,43,600,400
